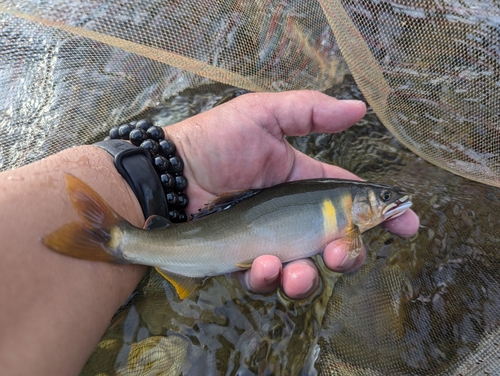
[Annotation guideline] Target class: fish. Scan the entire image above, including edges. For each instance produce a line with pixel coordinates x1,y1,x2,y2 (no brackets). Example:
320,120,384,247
43,174,412,299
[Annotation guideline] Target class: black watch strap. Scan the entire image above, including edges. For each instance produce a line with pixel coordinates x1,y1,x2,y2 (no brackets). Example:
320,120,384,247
94,139,168,219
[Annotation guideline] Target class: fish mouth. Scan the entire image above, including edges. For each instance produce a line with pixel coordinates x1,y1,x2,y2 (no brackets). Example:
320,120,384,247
382,195,412,221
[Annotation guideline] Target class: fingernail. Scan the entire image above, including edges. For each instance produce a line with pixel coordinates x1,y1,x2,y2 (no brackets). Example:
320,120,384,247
264,269,280,283
342,99,365,106
242,272,252,291
299,280,316,296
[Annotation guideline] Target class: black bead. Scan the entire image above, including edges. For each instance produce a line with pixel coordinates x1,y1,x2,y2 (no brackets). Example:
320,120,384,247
166,192,179,206
160,173,175,191
135,119,153,131
118,123,133,140
177,211,188,222
174,175,187,191
129,128,147,146
146,126,165,142
153,155,169,173
158,139,176,157
168,156,184,173
109,126,120,139
140,139,159,154
129,120,138,127
176,194,188,209
168,209,179,222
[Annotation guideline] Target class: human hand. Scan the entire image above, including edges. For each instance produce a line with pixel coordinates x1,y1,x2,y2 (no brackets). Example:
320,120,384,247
164,91,419,299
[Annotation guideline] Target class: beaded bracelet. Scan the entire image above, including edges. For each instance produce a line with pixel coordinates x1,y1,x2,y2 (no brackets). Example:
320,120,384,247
103,119,188,223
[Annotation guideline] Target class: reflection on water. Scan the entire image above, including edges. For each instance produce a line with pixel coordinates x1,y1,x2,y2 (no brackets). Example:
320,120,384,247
82,77,500,375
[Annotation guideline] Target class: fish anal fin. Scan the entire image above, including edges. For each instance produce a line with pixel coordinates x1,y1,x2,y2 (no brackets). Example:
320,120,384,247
344,225,363,259
155,267,202,299
236,260,254,269
191,189,262,220
144,215,173,230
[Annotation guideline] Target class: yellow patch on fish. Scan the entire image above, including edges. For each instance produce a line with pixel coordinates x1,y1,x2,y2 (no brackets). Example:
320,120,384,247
109,227,123,249
321,199,337,236
155,267,201,300
341,192,353,211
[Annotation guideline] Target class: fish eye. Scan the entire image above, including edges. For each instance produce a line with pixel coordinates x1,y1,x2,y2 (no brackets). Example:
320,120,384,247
380,190,391,202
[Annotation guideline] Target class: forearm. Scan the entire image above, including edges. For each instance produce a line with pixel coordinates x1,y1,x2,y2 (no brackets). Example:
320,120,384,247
0,145,146,375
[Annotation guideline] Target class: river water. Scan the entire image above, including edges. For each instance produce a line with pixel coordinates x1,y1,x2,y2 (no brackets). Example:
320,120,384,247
82,76,500,375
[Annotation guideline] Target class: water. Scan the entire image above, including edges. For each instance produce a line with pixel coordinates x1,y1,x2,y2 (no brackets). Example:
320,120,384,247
82,77,500,375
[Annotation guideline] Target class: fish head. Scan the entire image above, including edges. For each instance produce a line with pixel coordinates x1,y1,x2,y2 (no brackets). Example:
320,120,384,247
352,184,412,233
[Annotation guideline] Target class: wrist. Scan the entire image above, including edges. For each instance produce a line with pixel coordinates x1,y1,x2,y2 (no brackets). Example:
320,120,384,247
102,120,189,222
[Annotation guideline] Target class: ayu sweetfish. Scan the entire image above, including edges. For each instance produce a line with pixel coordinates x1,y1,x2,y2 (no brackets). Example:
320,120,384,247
43,175,412,298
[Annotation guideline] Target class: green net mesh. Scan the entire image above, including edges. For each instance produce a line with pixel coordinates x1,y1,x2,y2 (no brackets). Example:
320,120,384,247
1,0,499,374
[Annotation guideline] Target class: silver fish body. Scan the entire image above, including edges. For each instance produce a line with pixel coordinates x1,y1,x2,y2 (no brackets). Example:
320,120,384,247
111,179,411,277
43,176,411,298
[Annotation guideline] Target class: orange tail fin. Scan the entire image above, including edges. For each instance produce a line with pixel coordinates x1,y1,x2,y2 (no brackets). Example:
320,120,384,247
42,174,129,263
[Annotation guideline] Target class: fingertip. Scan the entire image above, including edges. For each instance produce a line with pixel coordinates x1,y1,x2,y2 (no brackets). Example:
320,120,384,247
338,99,367,123
342,99,366,107
311,95,366,133
282,259,319,300
382,209,420,238
323,240,366,272
243,255,282,294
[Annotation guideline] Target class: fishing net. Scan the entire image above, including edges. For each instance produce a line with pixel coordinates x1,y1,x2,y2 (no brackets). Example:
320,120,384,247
1,0,499,374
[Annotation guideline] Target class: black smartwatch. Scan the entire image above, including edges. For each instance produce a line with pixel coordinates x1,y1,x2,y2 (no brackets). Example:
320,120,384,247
94,139,168,219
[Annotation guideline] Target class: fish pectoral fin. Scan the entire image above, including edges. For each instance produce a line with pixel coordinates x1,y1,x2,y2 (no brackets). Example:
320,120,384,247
344,225,363,259
191,189,262,220
155,267,202,299
144,215,173,230
236,260,254,269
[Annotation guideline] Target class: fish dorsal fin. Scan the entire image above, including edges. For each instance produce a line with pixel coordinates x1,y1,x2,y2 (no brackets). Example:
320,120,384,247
155,267,202,299
144,215,173,230
191,189,262,220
